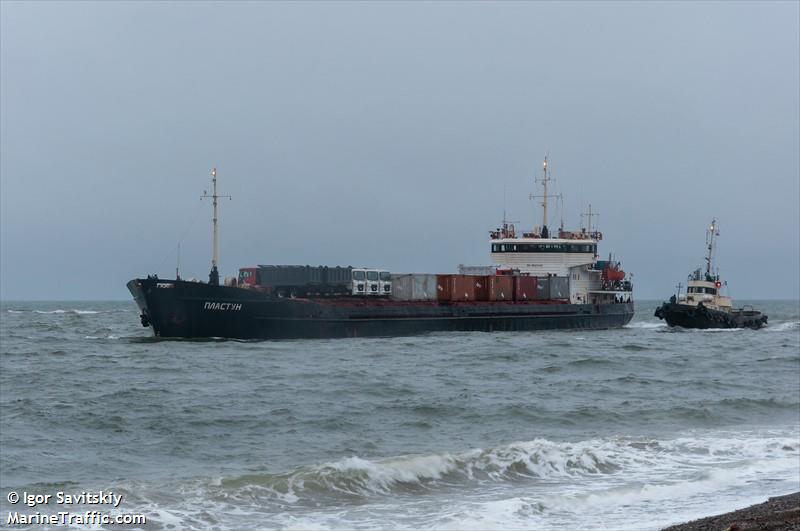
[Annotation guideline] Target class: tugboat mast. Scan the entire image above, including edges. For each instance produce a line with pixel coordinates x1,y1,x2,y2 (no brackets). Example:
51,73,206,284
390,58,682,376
705,218,718,280
202,167,231,286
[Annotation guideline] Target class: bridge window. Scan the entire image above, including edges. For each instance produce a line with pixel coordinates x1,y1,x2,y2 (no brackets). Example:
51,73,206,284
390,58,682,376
688,286,717,294
491,242,598,253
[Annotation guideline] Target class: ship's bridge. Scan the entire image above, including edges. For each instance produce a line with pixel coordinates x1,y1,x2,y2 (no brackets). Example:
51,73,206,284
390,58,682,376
490,237,597,276
680,267,732,310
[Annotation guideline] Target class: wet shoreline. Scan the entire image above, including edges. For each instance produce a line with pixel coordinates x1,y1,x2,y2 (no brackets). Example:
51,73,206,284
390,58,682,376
663,492,800,531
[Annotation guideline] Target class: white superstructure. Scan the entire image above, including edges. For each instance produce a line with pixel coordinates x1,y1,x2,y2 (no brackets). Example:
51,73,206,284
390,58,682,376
488,157,632,305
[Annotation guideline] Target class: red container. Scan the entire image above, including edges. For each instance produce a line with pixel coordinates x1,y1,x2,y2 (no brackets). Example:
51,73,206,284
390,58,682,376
436,275,452,301
473,276,489,301
451,275,476,301
489,276,514,301
514,276,537,301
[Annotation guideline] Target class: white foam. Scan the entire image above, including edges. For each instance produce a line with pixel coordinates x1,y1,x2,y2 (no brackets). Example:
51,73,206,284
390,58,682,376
31,309,102,314
108,427,800,531
624,322,666,329
766,321,800,332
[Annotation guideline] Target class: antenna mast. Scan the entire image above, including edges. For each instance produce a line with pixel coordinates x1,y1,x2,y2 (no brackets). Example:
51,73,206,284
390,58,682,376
201,167,232,286
705,218,718,280
582,203,599,235
531,156,559,238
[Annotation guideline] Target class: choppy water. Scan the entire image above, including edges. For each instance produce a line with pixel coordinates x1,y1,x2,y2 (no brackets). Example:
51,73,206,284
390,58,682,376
1,300,798,530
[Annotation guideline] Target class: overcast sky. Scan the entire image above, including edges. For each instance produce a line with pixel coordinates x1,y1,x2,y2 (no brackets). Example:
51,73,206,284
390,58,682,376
1,1,798,300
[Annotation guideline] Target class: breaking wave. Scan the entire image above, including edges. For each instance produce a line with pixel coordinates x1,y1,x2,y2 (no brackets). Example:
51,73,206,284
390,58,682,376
208,432,799,504
213,439,619,503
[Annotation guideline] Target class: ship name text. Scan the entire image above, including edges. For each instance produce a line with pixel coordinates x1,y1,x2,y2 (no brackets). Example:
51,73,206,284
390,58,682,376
203,302,243,311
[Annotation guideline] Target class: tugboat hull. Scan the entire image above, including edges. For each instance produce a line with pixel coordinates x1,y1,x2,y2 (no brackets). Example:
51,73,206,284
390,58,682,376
654,302,767,330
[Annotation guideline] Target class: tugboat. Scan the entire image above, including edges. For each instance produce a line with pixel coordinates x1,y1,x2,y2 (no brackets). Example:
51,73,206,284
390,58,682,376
654,219,767,329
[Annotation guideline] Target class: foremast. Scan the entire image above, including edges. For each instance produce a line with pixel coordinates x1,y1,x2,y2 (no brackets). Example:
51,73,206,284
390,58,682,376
202,167,231,286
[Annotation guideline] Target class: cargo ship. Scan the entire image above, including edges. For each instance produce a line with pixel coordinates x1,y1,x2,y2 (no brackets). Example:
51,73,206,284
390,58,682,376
654,219,767,329
128,160,634,339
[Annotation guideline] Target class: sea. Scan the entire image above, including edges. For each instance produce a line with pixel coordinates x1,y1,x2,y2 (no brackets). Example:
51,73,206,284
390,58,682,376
1,300,798,530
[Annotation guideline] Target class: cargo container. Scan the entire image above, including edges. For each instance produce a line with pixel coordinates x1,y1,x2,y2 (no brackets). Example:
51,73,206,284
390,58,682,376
252,265,392,297
450,275,476,301
489,275,514,301
473,276,489,301
257,265,331,286
436,275,452,302
514,276,537,301
535,277,550,300
549,276,570,299
390,274,438,301
327,266,353,285
458,265,497,276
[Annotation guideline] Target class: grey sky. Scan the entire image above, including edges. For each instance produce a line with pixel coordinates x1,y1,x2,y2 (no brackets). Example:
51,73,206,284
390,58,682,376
1,1,798,300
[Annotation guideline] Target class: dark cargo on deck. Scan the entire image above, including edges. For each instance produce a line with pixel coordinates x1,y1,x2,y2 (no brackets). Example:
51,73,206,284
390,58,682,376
257,265,352,287
256,265,353,296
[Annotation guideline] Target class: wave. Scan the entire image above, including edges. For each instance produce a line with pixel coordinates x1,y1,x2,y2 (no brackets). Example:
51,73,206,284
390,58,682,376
766,321,800,332
25,430,794,531
208,431,799,504
213,440,620,504
625,320,799,333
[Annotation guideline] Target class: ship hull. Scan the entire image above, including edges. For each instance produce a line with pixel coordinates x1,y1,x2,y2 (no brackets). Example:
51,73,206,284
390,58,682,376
654,302,767,330
128,278,634,339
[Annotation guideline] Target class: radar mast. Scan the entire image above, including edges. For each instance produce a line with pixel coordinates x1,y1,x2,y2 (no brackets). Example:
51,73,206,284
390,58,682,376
531,156,560,238
705,218,719,280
